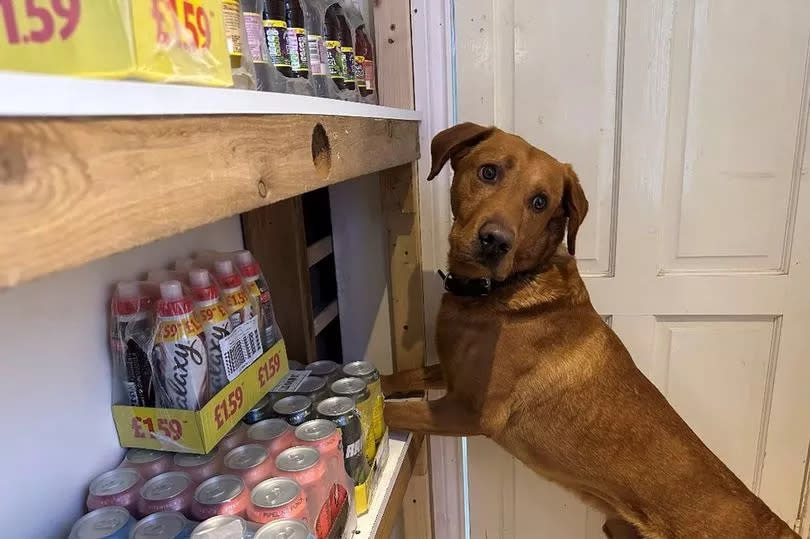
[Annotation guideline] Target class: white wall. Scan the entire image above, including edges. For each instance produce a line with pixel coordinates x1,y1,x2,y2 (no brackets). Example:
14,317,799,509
0,217,244,538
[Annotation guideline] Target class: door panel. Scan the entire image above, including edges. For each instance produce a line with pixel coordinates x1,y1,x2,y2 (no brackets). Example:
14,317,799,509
455,0,810,536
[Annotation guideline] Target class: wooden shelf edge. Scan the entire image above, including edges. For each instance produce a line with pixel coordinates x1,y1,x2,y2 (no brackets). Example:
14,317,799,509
0,114,419,289
307,235,334,268
355,431,423,539
313,300,339,336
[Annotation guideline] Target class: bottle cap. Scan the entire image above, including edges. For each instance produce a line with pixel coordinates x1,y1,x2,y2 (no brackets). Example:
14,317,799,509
160,280,184,301
117,281,140,299
214,259,235,277
174,257,194,271
189,269,211,288
234,250,260,278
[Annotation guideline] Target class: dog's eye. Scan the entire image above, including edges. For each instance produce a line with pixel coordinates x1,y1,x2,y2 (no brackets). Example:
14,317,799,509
531,194,548,212
478,164,499,182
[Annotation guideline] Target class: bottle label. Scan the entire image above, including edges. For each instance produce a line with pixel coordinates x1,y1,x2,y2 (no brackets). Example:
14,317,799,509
325,40,344,80
308,34,327,75
354,55,366,88
243,12,269,64
287,27,310,72
264,19,290,67
341,46,356,83
363,59,375,91
222,0,242,57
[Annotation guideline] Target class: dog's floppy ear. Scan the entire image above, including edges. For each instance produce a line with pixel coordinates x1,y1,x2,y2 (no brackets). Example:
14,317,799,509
426,123,495,181
562,164,588,256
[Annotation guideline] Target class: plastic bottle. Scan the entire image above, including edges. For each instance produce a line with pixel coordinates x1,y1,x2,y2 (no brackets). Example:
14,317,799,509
242,0,274,90
305,0,330,96
335,4,356,91
234,250,280,349
354,23,375,98
111,282,155,407
214,259,254,327
190,269,232,396
286,0,310,78
223,0,258,89
264,0,293,77
323,4,346,90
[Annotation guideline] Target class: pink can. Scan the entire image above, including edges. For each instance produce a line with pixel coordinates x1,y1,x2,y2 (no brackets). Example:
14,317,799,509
218,423,249,453
191,474,250,521
247,477,309,524
294,420,343,481
248,419,296,458
137,471,194,517
173,449,221,483
121,449,173,480
223,444,275,489
274,447,327,523
86,468,143,515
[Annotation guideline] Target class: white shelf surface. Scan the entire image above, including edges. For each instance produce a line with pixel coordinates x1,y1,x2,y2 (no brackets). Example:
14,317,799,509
355,431,413,538
0,71,421,120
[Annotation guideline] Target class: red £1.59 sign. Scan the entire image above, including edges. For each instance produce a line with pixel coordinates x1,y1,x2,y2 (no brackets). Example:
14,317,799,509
213,386,244,429
152,0,211,49
257,352,282,390
0,0,81,45
131,416,183,441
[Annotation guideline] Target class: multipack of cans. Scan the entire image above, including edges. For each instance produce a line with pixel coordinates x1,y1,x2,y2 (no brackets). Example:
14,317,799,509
110,249,281,412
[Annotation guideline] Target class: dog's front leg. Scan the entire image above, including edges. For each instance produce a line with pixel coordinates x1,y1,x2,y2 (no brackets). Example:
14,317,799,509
384,396,482,436
381,365,446,396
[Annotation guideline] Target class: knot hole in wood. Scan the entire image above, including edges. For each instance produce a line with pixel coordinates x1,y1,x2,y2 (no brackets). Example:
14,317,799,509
311,123,331,179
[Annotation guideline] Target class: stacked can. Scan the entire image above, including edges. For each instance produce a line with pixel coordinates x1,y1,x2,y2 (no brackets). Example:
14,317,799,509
294,419,343,480
243,395,273,425
316,397,369,484
131,512,197,539
304,360,341,384
273,395,313,426
248,477,309,524
86,468,143,515
172,450,220,483
223,444,275,488
330,377,375,464
274,447,327,522
137,472,195,517
121,449,172,480
247,418,296,458
342,361,385,443
295,375,328,405
254,519,314,539
68,506,135,539
218,423,249,452
191,475,250,521
190,515,259,538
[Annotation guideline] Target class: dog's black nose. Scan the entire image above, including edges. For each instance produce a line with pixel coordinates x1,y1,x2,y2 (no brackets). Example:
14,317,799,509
478,221,514,258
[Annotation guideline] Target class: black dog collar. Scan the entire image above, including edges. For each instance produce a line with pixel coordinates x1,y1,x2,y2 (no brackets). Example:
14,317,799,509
438,270,501,297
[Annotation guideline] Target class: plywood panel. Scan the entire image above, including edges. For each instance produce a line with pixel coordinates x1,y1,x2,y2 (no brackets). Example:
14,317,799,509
651,316,780,489
660,0,810,273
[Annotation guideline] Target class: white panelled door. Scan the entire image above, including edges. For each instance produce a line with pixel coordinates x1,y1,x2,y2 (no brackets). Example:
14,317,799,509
455,0,810,537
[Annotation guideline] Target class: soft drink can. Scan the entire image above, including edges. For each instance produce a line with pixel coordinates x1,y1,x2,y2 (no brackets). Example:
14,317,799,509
316,397,369,484
218,423,249,453
234,250,280,349
121,449,173,480
331,377,375,463
68,506,135,539
138,472,195,517
254,519,314,539
214,260,253,327
243,395,272,425
247,477,308,524
295,376,328,405
153,281,209,410
190,515,259,538
304,361,340,384
288,360,306,371
223,444,275,489
111,282,155,407
294,420,343,480
272,395,313,427
191,475,250,521
274,447,327,522
189,269,232,395
247,418,296,458
131,512,196,539
87,467,143,515
342,361,385,442
173,450,220,484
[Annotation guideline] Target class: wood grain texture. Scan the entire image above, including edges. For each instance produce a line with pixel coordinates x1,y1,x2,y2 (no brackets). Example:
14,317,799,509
242,198,315,365
376,433,425,539
374,0,416,109
401,437,434,539
0,115,418,288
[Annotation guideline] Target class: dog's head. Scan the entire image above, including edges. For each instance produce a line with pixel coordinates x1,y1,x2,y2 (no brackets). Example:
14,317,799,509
427,122,588,281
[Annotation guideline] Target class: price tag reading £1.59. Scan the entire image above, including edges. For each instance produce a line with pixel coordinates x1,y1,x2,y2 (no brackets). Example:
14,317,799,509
0,0,81,46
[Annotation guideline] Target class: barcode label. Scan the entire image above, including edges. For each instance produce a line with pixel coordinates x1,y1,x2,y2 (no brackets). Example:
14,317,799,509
271,370,310,393
220,317,263,381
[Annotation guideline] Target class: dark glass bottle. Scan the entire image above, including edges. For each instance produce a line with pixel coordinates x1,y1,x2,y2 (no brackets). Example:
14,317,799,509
335,5,356,91
323,4,345,90
355,24,374,97
264,0,293,77
285,0,310,78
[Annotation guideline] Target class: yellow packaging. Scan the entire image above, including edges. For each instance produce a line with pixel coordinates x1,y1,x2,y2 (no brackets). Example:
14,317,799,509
112,340,288,454
0,0,232,86
355,429,390,515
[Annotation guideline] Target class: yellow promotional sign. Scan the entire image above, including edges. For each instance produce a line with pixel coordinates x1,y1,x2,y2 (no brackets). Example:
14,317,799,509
113,340,288,454
0,0,232,86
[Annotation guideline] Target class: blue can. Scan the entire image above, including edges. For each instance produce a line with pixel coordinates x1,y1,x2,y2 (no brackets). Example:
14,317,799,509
68,506,134,539
131,512,198,539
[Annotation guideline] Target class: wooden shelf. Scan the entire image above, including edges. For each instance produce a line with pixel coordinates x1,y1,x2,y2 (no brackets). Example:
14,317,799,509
355,431,422,539
307,235,334,268
0,74,419,289
313,300,339,336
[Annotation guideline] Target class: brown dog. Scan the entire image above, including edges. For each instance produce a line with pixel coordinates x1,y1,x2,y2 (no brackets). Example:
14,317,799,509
382,123,798,538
